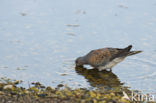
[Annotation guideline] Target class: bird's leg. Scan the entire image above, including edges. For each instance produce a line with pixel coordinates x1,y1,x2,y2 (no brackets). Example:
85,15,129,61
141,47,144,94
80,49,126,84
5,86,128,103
98,68,103,71
98,66,105,71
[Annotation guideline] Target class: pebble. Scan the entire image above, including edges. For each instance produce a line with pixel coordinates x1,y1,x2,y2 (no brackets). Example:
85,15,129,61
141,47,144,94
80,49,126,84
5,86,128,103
3,85,13,90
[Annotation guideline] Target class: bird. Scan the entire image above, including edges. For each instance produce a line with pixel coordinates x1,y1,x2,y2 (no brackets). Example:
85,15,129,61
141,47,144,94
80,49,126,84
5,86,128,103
75,45,142,71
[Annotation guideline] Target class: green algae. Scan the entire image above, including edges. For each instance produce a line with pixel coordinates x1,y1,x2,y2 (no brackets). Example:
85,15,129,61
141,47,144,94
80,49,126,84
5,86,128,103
0,75,155,103
0,81,154,103
0,78,130,103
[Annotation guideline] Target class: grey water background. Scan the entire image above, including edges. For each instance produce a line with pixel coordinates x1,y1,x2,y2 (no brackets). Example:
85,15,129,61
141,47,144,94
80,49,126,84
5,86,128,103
0,0,156,95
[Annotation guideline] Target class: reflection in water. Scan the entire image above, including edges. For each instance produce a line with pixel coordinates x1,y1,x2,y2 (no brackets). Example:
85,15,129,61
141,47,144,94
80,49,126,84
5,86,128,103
75,67,124,90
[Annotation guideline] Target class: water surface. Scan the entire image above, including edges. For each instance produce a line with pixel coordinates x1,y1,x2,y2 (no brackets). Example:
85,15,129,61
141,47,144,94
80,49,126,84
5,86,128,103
0,0,156,96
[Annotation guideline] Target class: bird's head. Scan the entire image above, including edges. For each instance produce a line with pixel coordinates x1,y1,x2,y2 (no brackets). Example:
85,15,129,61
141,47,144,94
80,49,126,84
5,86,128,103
75,57,85,67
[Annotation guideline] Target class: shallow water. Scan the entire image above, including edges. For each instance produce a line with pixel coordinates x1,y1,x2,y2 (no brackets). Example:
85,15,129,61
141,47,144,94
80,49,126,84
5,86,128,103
0,0,156,96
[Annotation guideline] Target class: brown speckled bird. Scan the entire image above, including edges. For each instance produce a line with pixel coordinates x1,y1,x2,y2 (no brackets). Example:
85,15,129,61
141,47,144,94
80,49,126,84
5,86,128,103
75,45,142,71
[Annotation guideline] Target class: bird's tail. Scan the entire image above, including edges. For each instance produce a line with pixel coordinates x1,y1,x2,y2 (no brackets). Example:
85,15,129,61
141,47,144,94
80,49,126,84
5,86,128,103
128,51,142,56
121,45,142,56
122,45,132,52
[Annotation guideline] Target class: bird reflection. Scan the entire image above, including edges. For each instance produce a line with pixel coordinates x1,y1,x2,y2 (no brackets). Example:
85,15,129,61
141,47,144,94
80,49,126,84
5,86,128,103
75,66,124,90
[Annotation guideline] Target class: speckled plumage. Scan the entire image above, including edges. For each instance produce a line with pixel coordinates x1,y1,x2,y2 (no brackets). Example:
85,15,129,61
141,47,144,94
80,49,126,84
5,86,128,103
75,45,142,71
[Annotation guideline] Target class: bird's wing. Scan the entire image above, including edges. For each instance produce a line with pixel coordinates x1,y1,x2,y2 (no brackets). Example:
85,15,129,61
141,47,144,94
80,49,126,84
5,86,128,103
108,45,132,61
85,48,114,66
85,45,132,67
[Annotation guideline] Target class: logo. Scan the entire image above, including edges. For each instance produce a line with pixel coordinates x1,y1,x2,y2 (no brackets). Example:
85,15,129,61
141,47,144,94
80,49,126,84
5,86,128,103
123,91,155,102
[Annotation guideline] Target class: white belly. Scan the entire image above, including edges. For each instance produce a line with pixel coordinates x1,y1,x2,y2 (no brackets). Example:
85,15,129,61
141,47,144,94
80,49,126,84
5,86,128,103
98,57,125,71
